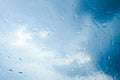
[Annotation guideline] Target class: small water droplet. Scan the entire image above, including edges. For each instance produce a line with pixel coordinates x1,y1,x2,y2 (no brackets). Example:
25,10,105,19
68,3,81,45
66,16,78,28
18,72,23,74
102,23,107,28
19,58,22,61
9,69,13,72
58,16,64,21
73,14,78,19
108,56,111,60
8,56,11,58
112,75,117,79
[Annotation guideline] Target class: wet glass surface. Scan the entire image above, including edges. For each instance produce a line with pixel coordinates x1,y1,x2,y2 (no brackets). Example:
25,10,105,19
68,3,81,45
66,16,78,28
0,0,120,80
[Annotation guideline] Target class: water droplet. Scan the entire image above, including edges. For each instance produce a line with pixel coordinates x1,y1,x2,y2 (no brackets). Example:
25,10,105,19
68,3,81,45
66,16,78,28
19,58,22,61
102,23,107,28
9,69,13,72
58,16,64,21
108,56,111,60
18,72,23,74
73,14,78,19
8,56,11,58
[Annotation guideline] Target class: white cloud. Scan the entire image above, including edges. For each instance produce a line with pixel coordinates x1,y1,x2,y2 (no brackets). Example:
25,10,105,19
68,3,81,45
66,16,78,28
53,52,91,65
10,27,32,47
38,29,50,39
3,26,113,80
73,72,113,80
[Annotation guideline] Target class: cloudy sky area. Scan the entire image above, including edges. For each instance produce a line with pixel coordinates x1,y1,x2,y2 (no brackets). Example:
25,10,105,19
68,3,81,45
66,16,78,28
0,0,120,80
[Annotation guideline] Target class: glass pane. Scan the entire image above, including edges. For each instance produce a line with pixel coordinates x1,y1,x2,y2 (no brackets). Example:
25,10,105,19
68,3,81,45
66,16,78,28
0,0,120,80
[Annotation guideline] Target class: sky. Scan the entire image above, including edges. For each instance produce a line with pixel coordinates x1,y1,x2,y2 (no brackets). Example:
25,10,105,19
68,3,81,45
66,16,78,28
0,0,120,80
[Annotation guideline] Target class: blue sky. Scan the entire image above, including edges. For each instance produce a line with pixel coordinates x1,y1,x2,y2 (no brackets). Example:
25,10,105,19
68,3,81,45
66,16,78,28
0,0,120,80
